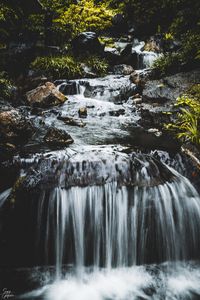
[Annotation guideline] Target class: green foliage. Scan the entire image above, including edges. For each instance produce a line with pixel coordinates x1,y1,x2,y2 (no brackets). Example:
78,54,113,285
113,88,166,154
0,72,13,99
31,56,83,79
84,56,109,76
54,0,116,37
166,85,200,146
99,36,115,48
153,53,182,77
31,55,109,79
153,31,200,76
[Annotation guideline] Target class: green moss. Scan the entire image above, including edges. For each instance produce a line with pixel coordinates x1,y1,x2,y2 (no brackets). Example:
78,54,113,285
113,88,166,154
8,176,26,206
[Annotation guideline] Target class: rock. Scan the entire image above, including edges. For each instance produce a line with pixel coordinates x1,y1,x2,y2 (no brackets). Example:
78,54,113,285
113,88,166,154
142,70,200,103
111,14,128,35
59,81,80,95
113,64,134,75
26,82,67,108
130,69,152,85
133,98,142,104
0,107,34,145
57,115,86,127
139,108,172,129
109,109,125,116
78,107,87,118
103,48,121,65
72,32,103,56
44,128,74,147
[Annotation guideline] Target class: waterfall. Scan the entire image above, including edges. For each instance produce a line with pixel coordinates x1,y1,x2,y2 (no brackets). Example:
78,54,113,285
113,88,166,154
32,154,200,279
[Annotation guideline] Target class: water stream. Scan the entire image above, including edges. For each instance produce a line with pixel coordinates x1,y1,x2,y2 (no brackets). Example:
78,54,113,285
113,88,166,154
0,42,200,300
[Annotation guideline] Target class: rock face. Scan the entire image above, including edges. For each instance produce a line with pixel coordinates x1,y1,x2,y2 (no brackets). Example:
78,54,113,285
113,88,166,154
143,70,200,103
0,107,34,145
26,82,67,108
44,128,74,147
72,32,103,56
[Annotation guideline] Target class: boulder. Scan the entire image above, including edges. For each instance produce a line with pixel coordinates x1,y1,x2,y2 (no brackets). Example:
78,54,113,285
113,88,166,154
111,14,128,35
44,128,74,147
72,32,103,56
109,109,125,116
26,82,67,108
0,107,34,145
142,70,200,103
113,64,134,75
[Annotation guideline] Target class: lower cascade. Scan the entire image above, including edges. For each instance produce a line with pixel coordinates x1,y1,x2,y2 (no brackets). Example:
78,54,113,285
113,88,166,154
2,149,200,300
36,168,200,279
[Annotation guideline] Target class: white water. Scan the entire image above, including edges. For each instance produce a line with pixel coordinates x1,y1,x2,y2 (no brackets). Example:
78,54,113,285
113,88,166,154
34,162,200,282
0,187,11,208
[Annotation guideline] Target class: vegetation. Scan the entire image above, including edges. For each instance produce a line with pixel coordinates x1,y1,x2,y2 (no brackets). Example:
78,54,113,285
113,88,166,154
166,85,200,147
31,55,108,79
54,0,116,37
0,72,13,100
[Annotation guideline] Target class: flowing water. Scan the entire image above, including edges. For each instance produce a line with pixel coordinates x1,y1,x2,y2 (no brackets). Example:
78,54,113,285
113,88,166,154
0,40,200,300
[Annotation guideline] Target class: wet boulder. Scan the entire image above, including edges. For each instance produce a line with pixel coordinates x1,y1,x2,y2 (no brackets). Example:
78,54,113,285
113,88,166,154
72,32,103,56
26,82,67,108
0,107,34,145
142,70,200,103
59,81,80,95
44,128,74,147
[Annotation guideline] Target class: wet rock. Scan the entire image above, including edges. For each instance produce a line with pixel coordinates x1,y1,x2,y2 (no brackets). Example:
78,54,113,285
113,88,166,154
44,128,74,147
26,82,67,108
103,48,121,65
130,69,152,89
0,107,34,145
113,64,134,75
109,109,125,116
143,70,200,103
139,108,172,129
133,98,142,104
59,81,80,95
78,107,87,118
72,32,103,56
57,115,86,127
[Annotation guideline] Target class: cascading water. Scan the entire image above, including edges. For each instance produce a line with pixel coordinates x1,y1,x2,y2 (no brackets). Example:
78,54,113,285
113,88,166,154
33,154,200,279
1,38,200,300
9,149,200,300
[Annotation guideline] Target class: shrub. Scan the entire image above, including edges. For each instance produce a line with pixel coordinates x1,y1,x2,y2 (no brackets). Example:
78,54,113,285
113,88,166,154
0,72,13,99
31,55,109,79
31,56,83,79
54,0,116,37
153,52,182,77
84,56,109,76
165,85,200,146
